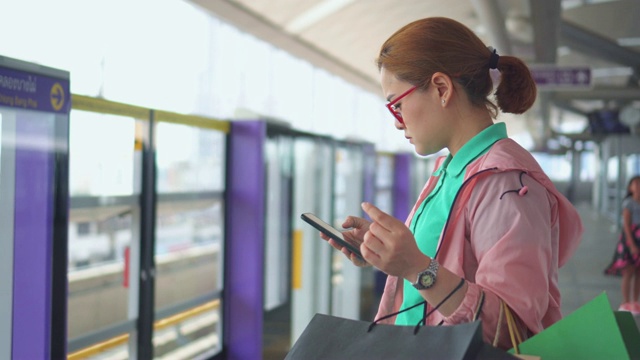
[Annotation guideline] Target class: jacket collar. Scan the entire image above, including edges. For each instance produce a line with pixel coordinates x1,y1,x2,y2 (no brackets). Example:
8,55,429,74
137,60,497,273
435,122,507,177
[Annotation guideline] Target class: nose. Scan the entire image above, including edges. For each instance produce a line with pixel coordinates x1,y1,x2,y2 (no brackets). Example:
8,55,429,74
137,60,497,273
394,118,405,130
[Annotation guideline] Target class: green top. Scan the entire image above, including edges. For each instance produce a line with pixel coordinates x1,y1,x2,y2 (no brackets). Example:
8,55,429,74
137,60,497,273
395,122,507,326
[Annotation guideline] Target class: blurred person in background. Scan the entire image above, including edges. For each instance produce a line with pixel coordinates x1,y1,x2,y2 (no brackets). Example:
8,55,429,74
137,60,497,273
605,175,640,315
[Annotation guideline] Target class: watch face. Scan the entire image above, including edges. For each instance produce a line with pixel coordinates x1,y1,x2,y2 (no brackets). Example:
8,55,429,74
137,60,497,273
419,271,435,288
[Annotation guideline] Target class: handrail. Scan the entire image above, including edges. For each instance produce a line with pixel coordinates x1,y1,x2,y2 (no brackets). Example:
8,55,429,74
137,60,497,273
71,94,150,119
67,299,220,359
155,109,230,133
71,94,231,132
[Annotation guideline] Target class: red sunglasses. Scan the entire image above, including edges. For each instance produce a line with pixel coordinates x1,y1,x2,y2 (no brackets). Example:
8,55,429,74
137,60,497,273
386,86,417,124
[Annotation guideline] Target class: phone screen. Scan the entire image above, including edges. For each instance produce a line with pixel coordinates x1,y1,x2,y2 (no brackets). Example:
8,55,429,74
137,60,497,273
301,213,364,260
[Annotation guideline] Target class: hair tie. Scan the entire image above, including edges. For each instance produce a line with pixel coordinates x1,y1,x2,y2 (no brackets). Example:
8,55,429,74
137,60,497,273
487,46,499,69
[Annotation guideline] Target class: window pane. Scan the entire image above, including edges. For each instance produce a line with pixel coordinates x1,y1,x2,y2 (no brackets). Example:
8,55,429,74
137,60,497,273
264,137,292,311
153,301,222,359
67,110,139,352
156,123,225,193
154,122,225,358
375,154,394,214
69,111,136,196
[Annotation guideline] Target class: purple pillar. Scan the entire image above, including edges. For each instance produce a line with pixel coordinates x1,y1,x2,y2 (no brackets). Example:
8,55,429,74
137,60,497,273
12,113,55,359
225,121,266,360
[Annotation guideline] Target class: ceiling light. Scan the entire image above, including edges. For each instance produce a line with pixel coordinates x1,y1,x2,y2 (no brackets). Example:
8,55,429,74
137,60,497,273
617,37,640,47
557,46,571,57
591,67,633,78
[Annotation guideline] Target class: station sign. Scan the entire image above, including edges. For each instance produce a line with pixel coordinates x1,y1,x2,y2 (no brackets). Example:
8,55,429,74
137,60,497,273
529,66,592,91
0,65,70,114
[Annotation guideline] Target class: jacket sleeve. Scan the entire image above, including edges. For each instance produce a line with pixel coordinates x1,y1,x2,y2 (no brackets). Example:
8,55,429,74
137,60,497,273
442,171,559,348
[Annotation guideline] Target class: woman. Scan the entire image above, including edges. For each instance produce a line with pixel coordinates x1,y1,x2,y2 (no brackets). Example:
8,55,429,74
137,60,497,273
322,17,583,349
605,175,640,314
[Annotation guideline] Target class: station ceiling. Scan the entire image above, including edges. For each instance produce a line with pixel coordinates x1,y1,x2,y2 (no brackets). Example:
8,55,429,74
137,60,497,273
188,0,640,144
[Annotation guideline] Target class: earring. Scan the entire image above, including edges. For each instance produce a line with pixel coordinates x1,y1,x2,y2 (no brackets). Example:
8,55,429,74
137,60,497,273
442,99,445,104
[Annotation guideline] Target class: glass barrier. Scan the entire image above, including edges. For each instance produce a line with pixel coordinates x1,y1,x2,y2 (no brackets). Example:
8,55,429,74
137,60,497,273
156,122,225,193
264,135,293,311
153,120,226,357
153,301,222,360
332,144,364,320
67,300,221,360
411,155,436,203
67,109,139,345
375,154,394,215
69,111,137,197
67,96,227,359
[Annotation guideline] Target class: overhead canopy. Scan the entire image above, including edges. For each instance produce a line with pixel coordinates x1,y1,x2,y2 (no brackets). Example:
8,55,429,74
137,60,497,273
189,0,640,146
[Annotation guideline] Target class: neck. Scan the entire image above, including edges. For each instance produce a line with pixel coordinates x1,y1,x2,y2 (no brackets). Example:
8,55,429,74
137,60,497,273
447,107,494,156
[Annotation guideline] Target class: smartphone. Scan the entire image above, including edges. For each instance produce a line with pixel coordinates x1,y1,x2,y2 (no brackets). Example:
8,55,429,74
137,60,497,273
301,213,364,261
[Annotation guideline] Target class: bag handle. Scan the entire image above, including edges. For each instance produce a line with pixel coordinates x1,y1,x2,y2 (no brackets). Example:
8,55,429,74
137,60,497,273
368,277,466,334
492,299,523,354
368,300,427,332
504,301,523,353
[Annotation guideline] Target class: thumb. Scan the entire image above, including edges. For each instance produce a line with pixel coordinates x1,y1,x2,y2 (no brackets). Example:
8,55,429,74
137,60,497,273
343,216,366,229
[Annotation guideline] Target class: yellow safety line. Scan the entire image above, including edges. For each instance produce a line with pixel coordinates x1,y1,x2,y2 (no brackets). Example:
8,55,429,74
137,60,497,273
292,230,303,290
71,94,149,119
67,300,220,359
155,110,230,133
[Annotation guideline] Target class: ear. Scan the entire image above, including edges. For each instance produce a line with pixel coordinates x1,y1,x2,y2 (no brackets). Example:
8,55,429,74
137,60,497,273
430,72,454,104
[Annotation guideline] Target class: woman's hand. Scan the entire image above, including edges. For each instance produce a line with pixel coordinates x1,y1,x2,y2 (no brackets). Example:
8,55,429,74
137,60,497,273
360,202,429,280
319,215,371,266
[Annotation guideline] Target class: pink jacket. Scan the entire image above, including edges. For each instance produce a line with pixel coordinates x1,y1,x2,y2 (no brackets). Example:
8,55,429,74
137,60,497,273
375,138,583,349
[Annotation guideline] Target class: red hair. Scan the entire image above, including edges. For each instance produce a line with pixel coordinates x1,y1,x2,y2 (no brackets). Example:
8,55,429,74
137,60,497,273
377,17,536,116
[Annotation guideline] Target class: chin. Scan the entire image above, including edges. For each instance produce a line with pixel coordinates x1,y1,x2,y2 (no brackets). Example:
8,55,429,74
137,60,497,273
415,146,441,157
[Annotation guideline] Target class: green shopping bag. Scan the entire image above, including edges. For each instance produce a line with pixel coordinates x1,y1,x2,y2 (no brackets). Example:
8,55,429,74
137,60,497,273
514,292,640,359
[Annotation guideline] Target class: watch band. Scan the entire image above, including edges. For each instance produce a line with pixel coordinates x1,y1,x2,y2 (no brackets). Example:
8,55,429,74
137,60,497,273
412,258,439,290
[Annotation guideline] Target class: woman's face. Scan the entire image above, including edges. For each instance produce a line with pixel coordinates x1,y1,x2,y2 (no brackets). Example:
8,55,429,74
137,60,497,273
380,68,451,156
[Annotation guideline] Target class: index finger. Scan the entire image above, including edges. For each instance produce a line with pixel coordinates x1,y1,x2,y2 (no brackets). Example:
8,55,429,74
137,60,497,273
361,202,395,230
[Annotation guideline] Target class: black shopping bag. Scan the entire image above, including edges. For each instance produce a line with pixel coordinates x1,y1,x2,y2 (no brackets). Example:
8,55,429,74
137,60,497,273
285,313,513,360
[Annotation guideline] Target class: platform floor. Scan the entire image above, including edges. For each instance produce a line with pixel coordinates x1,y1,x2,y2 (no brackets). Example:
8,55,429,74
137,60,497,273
559,201,626,315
